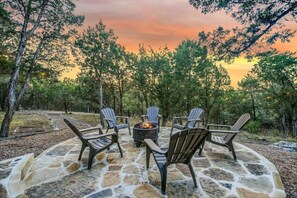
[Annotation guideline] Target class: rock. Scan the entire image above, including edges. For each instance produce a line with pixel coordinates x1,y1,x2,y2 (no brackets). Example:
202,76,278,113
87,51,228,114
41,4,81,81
199,177,226,198
236,151,260,162
148,170,184,187
271,141,297,152
63,160,73,167
236,188,269,198
176,163,191,177
108,165,123,171
192,158,211,168
49,163,62,168
87,189,113,198
0,184,7,198
106,153,136,164
46,145,75,156
211,158,246,175
102,172,120,187
0,161,11,169
25,167,99,197
244,163,269,176
238,176,273,193
203,168,234,181
124,175,140,185
167,180,204,197
220,183,232,189
133,184,162,198
66,162,80,173
0,168,12,179
272,172,285,190
123,165,139,174
95,153,106,161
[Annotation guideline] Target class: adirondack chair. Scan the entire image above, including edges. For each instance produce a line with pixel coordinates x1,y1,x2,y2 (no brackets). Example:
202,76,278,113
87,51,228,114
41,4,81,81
141,106,161,131
171,108,204,134
64,118,123,169
145,127,209,195
199,113,251,160
100,108,131,135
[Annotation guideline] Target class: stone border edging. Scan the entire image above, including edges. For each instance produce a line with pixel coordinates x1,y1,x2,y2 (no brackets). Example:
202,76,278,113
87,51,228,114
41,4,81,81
6,153,34,198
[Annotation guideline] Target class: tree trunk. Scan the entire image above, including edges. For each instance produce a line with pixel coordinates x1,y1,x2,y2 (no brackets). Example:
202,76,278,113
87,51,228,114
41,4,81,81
98,78,104,128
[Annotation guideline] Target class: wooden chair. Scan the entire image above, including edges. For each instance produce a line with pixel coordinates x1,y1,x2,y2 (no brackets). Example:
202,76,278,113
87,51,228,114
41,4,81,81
64,118,123,169
145,127,209,195
199,113,251,160
100,107,131,135
171,108,204,134
141,106,161,131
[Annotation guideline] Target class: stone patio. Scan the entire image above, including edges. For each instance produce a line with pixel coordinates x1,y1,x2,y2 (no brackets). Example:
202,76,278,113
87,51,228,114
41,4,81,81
0,127,286,198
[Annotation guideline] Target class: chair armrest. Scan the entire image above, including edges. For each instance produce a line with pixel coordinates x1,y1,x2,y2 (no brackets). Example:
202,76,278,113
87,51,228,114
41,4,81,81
144,139,166,154
188,118,200,122
141,115,148,122
172,116,187,124
84,132,117,140
80,126,102,133
116,116,130,124
209,129,239,134
207,124,232,129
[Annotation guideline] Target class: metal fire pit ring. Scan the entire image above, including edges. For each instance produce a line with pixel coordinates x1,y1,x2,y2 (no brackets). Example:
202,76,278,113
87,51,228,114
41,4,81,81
133,122,158,147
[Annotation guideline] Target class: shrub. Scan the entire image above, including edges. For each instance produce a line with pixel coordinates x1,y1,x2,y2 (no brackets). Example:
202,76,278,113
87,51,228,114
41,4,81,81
245,120,261,134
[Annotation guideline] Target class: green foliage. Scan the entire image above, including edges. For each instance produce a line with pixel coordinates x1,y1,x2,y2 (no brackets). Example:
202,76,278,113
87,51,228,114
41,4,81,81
189,0,297,60
245,120,261,134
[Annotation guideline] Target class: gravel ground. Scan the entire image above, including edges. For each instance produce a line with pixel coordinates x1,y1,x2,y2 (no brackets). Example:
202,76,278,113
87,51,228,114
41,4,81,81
0,113,296,197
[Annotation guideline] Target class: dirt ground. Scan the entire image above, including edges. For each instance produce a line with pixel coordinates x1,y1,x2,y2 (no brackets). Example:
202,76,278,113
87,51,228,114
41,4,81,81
0,112,296,197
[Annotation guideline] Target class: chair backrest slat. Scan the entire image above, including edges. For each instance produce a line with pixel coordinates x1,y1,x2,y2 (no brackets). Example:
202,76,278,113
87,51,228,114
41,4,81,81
147,106,159,122
224,113,251,142
187,108,204,128
167,128,208,164
101,108,117,127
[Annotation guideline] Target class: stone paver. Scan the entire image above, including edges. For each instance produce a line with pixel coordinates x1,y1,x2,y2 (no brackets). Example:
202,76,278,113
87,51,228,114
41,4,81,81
0,127,286,198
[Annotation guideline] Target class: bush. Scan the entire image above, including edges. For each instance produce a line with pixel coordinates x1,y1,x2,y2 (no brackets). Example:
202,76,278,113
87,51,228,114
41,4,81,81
245,120,261,134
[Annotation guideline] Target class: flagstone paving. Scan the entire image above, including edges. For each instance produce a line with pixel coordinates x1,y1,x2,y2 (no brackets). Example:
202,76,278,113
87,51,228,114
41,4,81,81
0,127,286,198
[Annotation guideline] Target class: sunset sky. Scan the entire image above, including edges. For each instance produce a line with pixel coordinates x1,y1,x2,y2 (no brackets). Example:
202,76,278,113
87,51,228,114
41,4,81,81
65,0,296,87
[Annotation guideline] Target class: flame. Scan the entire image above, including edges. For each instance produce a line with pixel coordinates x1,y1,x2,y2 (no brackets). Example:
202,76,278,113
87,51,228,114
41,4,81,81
139,122,154,129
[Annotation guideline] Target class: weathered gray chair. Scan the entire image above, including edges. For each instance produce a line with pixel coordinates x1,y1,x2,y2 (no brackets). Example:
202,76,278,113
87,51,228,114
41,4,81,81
100,108,131,135
145,127,209,195
64,118,123,169
141,106,161,131
171,108,204,134
200,113,251,160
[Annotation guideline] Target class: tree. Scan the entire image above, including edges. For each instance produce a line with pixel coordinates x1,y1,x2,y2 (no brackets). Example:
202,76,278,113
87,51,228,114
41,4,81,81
75,21,118,111
238,74,260,120
252,51,297,136
0,0,84,137
174,39,207,112
190,0,297,60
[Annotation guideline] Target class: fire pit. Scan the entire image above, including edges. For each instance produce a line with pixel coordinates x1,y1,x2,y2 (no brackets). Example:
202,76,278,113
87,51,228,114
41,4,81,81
133,122,158,147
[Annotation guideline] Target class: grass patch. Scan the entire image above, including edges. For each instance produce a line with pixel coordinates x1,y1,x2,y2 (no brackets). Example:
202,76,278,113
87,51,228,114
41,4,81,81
237,130,297,144
0,111,52,134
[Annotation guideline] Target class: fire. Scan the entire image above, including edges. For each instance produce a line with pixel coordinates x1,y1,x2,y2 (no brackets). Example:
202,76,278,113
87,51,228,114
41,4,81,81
139,122,154,129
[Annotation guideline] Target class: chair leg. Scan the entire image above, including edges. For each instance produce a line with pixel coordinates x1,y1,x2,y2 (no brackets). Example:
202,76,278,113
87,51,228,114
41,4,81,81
88,147,96,170
159,166,167,195
146,146,151,169
117,140,123,158
170,126,174,136
78,143,87,161
198,139,206,156
229,142,237,160
188,163,197,187
128,127,131,135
